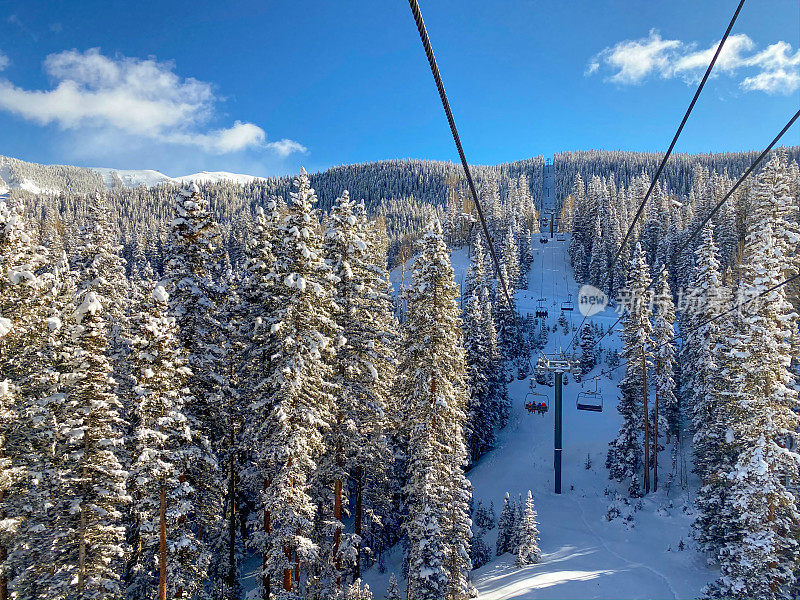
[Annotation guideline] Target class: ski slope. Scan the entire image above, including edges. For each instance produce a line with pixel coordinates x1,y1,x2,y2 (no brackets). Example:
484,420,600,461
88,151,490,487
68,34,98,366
367,233,713,600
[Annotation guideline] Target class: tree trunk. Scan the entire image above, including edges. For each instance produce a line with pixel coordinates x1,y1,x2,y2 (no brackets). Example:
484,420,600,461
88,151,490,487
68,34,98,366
642,352,650,494
263,478,271,600
159,482,167,600
0,488,6,600
653,376,659,493
333,477,343,589
226,425,237,595
333,413,344,589
354,465,363,580
78,432,89,592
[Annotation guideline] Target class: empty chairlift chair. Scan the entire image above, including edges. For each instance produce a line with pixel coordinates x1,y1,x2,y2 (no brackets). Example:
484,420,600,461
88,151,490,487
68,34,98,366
576,378,603,412
561,293,574,312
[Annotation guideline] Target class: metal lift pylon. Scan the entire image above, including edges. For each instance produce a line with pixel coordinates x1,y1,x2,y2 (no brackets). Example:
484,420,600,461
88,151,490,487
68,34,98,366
536,351,581,494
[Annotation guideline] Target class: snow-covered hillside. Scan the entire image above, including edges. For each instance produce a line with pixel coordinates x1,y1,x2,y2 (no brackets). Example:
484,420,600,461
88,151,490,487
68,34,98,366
94,167,264,188
0,156,266,194
361,234,712,600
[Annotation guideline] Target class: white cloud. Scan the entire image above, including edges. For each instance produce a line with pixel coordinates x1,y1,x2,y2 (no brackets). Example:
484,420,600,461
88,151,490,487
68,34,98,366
0,52,9,71
267,138,308,157
671,33,755,76
584,60,599,76
587,31,800,95
741,69,799,94
0,48,305,155
592,30,681,84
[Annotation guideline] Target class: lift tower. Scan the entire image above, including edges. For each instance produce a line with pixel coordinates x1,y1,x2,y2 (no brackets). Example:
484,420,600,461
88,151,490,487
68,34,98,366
536,352,581,494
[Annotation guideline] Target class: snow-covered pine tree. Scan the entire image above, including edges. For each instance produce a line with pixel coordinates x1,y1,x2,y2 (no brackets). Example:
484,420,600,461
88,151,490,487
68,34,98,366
502,224,521,291
0,198,51,596
464,292,493,462
464,235,487,303
127,284,215,599
607,243,652,494
705,154,800,599
579,325,595,375
322,191,397,587
4,252,72,598
164,183,225,588
70,193,132,421
235,199,281,598
386,573,401,600
398,220,473,600
688,223,732,557
651,265,676,492
248,169,339,597
483,288,510,429
496,492,515,556
51,273,129,597
514,491,541,567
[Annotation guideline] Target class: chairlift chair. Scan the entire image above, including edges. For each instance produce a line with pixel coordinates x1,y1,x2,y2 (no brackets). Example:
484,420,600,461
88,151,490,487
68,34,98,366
576,378,603,412
525,383,549,414
557,234,566,242
561,293,575,312
535,298,548,319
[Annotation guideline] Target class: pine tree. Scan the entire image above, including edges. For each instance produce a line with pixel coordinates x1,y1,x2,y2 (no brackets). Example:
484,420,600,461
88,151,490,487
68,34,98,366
474,500,492,532
607,243,652,494
399,220,473,600
0,197,51,597
322,191,397,587
386,573,401,600
469,527,491,569
579,325,595,375
496,493,515,556
689,223,733,557
248,170,339,597
464,292,493,462
483,288,510,429
514,491,541,567
164,184,225,574
502,225,521,290
705,154,800,599
651,265,676,492
51,274,129,597
127,284,215,599
5,252,69,598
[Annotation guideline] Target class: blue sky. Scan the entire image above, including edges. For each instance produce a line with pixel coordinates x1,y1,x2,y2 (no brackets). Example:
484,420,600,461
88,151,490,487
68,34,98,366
0,0,797,177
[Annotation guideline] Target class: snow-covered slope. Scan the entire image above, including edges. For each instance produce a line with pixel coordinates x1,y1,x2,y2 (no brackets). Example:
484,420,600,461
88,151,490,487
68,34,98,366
174,171,263,186
93,167,175,188
363,233,712,600
93,167,265,189
0,155,266,194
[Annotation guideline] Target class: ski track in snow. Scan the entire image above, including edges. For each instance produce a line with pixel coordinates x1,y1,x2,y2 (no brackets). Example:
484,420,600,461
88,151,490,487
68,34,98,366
570,495,678,600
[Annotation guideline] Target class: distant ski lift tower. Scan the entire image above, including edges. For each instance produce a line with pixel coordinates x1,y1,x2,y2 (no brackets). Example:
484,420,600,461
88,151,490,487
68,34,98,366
536,352,581,494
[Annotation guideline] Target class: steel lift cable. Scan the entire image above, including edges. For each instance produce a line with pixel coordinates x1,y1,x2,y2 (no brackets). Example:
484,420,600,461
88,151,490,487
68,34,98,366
607,0,747,279
568,0,748,355
406,0,515,316
597,272,800,378
675,108,800,257
579,109,799,357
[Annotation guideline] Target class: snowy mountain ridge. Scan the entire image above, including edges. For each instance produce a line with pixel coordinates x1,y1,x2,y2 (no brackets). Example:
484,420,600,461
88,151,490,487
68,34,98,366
93,167,265,189
0,155,267,195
